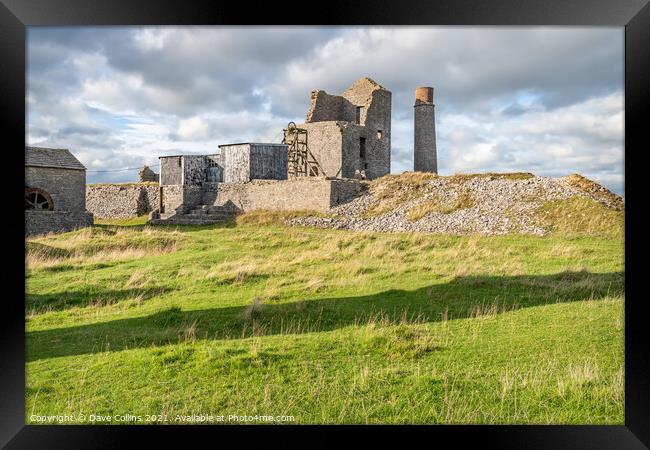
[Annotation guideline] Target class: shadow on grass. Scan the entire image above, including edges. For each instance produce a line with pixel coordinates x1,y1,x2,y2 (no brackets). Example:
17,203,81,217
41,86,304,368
26,270,623,362
26,286,175,314
94,220,238,232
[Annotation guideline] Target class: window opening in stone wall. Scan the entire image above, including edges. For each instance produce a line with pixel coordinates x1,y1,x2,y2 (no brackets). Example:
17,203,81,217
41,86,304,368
377,130,383,139
25,187,53,211
206,157,222,182
355,106,364,125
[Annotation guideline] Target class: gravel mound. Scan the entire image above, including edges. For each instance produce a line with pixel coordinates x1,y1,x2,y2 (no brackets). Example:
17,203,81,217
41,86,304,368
287,174,623,236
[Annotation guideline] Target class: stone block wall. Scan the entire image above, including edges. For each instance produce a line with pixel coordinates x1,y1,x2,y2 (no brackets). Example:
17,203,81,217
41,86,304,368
198,178,362,213
306,90,355,123
86,183,160,218
296,122,344,178
160,184,184,215
26,210,93,236
298,77,391,180
330,179,364,206
25,166,87,211
361,89,391,179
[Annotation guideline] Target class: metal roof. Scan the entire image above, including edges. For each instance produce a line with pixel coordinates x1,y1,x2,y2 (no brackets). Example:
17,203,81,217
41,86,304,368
217,143,287,148
25,146,86,170
159,154,220,158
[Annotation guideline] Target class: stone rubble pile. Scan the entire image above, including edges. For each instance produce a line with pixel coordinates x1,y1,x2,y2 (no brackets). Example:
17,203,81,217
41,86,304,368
287,175,620,236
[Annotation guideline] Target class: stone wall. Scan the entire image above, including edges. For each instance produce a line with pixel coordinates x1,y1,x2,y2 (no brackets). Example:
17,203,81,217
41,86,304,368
25,166,87,211
296,122,344,178
158,184,204,215
298,77,391,180
330,178,364,206
306,90,354,122
26,210,93,236
160,184,184,215
360,89,391,179
195,178,363,213
86,183,160,218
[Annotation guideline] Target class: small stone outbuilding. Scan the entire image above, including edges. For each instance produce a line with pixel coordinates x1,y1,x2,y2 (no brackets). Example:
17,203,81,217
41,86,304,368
138,165,159,182
25,146,93,236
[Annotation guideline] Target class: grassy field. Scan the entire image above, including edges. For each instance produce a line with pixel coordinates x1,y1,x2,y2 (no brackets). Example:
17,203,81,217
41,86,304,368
25,213,624,424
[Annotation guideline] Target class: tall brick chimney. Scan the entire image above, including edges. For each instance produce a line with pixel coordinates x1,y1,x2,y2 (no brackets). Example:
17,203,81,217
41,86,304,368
414,86,437,173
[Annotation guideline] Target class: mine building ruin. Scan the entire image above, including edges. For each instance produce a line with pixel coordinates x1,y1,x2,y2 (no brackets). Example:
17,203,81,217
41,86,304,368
25,146,93,235
294,77,392,180
151,76,438,225
152,141,361,225
159,143,288,186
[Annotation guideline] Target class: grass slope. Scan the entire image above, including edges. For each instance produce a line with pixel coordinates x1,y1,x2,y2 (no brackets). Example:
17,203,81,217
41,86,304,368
25,217,624,424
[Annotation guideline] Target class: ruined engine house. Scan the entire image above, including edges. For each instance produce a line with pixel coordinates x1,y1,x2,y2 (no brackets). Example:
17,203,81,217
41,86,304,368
295,77,392,180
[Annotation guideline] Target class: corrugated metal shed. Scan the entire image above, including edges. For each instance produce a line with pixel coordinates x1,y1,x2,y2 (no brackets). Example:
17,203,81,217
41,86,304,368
25,146,86,170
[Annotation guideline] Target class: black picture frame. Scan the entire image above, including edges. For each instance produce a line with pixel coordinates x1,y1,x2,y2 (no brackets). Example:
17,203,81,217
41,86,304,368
2,0,647,447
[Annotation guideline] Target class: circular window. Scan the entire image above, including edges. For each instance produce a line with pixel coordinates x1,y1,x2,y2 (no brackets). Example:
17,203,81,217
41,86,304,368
25,187,53,211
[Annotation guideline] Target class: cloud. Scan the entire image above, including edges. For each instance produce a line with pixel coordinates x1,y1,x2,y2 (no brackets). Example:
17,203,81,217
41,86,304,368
176,116,211,141
26,26,624,194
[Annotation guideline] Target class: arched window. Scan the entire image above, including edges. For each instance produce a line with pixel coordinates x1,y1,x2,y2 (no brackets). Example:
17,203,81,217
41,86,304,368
25,187,53,211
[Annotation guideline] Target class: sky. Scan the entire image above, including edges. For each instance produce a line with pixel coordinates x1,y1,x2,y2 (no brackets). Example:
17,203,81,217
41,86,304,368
26,26,624,194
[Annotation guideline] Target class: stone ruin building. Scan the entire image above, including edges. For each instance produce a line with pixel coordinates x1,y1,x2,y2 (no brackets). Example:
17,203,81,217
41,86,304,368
146,76,438,225
295,77,392,180
138,165,159,182
151,142,361,225
26,78,439,230
25,146,93,236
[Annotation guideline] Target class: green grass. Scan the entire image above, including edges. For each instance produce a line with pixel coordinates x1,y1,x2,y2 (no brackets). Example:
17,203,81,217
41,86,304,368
25,219,624,424
94,215,150,226
532,196,624,238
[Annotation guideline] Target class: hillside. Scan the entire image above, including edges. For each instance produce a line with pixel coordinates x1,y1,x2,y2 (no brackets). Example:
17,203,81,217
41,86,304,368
25,207,624,424
288,172,624,236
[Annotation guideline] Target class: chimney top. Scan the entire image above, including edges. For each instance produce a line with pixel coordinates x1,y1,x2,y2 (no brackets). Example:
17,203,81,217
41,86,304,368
415,86,434,105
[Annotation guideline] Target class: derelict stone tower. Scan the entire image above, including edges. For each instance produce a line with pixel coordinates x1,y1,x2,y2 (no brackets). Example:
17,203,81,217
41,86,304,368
414,86,437,173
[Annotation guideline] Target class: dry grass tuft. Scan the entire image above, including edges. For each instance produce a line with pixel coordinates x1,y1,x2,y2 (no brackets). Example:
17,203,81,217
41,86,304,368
207,261,267,285
407,190,476,221
363,323,438,359
124,269,152,288
363,173,438,218
181,320,198,343
241,297,265,322
532,196,624,237
447,172,534,183
563,174,624,211
26,226,183,269
567,362,600,385
236,209,332,226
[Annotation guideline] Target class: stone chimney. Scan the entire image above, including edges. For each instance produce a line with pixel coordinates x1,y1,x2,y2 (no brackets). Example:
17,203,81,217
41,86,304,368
414,86,437,173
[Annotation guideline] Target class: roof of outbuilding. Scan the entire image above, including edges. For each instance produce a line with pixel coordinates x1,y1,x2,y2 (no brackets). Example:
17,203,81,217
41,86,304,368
25,146,86,170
